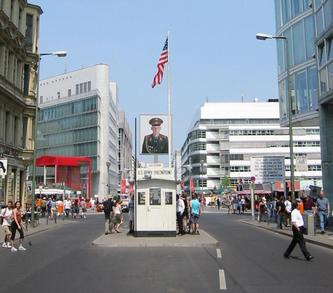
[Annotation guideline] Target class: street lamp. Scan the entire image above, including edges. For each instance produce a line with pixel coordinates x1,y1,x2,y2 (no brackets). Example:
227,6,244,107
30,51,67,225
256,32,295,202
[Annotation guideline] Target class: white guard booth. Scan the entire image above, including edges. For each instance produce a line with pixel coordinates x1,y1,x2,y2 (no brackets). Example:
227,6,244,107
135,165,176,237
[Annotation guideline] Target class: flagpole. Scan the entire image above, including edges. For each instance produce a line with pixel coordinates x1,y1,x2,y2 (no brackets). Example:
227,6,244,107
167,31,172,168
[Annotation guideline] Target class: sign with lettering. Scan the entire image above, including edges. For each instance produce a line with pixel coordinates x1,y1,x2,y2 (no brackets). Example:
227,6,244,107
250,156,285,183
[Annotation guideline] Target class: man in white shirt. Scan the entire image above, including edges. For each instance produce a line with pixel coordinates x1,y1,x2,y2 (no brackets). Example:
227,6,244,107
64,198,72,217
284,199,313,261
176,195,185,235
284,196,292,226
1,201,13,248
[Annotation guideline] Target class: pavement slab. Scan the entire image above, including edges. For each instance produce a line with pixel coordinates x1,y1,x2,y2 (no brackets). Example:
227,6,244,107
92,229,218,248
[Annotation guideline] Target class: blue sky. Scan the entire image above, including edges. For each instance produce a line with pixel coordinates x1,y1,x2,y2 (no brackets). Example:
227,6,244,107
32,0,278,155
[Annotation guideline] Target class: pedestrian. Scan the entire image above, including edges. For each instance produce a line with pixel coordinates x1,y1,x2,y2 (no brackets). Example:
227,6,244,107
232,196,237,214
51,197,57,223
303,194,315,215
284,196,292,227
128,193,134,234
216,197,221,211
103,196,114,235
190,194,201,235
1,201,13,248
316,191,330,234
276,196,285,229
258,197,267,223
113,198,123,233
80,199,87,219
46,197,52,221
240,196,245,214
283,199,313,261
176,194,185,235
56,198,64,221
64,197,71,217
182,194,190,233
10,201,26,252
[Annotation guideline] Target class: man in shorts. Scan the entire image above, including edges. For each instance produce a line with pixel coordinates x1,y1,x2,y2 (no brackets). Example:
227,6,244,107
190,194,202,235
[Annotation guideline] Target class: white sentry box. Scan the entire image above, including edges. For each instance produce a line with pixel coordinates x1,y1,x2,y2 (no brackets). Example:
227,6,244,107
134,178,176,237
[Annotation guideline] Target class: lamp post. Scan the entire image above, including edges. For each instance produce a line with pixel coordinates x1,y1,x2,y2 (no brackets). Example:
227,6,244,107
256,33,295,202
30,51,67,226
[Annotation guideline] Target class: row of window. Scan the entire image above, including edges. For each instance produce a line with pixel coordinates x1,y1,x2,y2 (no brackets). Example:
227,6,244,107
315,0,333,37
75,81,92,95
39,97,97,122
189,143,206,152
38,127,97,148
219,165,322,172
38,112,98,135
199,119,280,125
188,130,206,140
275,0,312,31
37,142,97,157
279,66,318,119
229,130,274,136
277,15,315,75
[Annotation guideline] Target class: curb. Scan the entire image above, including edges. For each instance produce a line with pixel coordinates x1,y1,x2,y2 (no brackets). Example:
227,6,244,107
240,220,333,250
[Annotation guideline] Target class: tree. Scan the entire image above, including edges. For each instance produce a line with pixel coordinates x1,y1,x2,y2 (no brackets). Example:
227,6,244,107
220,177,231,191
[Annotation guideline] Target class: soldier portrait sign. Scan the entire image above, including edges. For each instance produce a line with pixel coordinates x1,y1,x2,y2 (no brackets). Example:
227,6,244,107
140,114,169,155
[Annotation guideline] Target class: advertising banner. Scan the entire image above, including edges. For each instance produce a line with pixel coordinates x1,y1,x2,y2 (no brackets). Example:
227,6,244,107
140,114,169,155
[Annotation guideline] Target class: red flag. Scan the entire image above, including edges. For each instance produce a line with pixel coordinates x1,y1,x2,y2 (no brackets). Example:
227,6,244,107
152,37,168,88
190,177,195,193
120,179,127,194
129,181,134,193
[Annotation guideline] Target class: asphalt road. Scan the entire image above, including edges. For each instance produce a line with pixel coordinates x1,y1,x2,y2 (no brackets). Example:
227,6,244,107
0,211,332,293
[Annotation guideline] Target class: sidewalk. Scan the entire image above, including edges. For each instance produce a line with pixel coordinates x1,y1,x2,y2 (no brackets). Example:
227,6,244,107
93,229,218,248
240,218,333,250
0,217,75,241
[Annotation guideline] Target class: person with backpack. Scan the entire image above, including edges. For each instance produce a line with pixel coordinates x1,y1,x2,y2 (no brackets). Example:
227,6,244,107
103,196,114,235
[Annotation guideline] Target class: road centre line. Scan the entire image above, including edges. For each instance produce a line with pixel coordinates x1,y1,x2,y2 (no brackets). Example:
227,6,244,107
219,269,227,290
216,248,222,258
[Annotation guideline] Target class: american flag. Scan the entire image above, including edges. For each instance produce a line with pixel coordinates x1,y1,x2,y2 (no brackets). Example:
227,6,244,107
152,37,168,88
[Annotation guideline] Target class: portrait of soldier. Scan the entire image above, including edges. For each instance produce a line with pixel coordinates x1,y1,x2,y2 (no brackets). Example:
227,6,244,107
142,117,169,154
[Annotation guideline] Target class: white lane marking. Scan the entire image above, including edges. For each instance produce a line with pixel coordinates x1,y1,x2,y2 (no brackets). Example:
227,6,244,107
219,269,227,290
216,248,222,258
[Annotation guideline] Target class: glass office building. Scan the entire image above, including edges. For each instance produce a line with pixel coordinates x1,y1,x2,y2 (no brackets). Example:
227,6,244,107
314,0,333,207
275,0,319,126
37,65,119,197
275,0,333,206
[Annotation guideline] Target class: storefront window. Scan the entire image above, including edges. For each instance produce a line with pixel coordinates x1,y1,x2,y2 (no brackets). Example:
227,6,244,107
149,188,161,205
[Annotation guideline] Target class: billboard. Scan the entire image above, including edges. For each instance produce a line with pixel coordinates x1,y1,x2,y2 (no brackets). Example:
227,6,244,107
250,156,285,183
140,114,169,155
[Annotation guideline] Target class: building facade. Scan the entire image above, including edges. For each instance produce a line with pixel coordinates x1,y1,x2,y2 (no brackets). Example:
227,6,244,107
275,0,333,205
181,102,322,192
0,0,42,204
118,110,133,186
274,0,319,126
314,0,333,206
37,64,119,197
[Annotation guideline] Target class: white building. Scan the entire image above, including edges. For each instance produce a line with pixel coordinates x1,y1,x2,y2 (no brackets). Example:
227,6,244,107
181,101,322,192
37,64,118,197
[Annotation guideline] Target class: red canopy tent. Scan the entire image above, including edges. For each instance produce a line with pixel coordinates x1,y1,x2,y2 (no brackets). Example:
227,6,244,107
36,155,91,198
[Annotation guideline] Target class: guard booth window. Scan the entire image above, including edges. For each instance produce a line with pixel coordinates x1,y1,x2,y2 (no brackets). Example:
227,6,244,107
165,192,172,205
150,188,161,205
138,192,146,205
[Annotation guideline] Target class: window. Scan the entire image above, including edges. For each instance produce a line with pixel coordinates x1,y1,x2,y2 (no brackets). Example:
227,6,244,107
88,81,91,91
165,192,172,205
149,188,161,205
324,0,333,28
305,16,315,59
328,38,333,61
79,83,83,94
295,70,308,113
25,14,33,48
75,84,79,94
275,0,283,30
293,20,306,65
319,67,328,93
40,96,43,103
57,92,60,99
291,0,304,18
308,66,318,110
318,43,326,67
22,116,28,148
316,8,324,36
328,63,333,91
68,89,71,97
138,192,145,205
84,82,87,93
282,0,291,24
